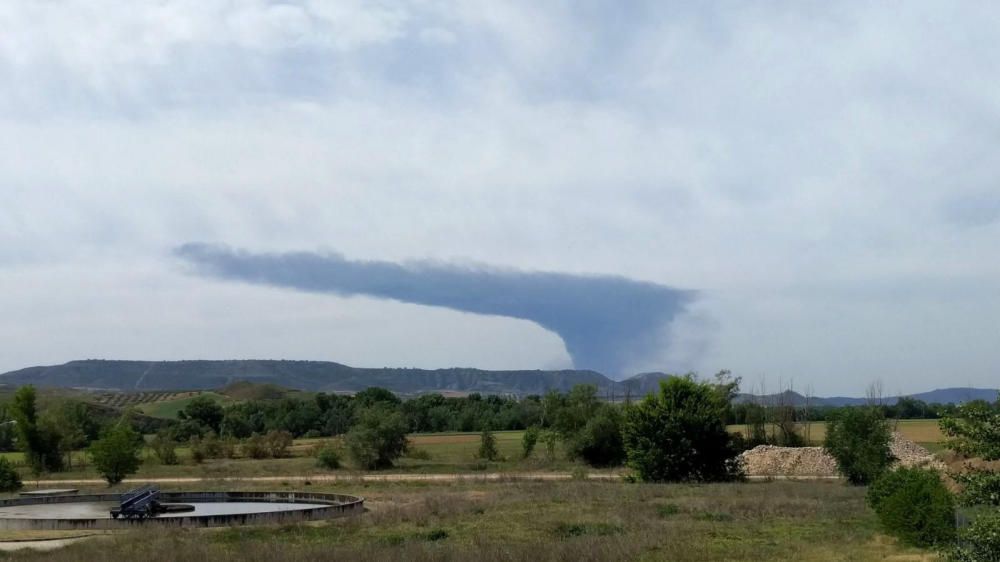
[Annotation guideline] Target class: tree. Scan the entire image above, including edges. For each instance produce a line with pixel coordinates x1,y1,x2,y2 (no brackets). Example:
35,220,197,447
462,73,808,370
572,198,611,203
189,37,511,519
622,376,741,482
178,396,224,434
345,406,409,470
11,386,63,474
521,426,540,459
478,427,499,461
567,406,625,467
89,422,143,486
823,406,894,485
0,458,22,492
939,400,1000,460
941,400,1000,509
353,387,401,409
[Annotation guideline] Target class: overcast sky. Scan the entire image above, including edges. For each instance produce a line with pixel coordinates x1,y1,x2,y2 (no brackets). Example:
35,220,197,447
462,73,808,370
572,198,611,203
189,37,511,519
2,1,999,395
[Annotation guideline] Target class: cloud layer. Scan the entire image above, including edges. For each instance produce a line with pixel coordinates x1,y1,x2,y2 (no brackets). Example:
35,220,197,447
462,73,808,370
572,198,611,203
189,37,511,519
176,243,695,377
3,2,1000,393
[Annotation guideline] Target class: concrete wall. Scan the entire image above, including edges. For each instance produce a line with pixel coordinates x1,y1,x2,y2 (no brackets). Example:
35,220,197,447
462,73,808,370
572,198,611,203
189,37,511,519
0,491,364,531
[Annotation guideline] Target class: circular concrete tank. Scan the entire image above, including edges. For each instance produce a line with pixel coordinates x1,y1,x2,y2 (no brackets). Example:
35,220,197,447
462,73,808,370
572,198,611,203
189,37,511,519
0,491,363,531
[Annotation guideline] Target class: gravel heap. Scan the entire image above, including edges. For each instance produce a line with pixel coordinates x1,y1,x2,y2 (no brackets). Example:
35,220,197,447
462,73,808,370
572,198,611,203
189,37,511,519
889,433,945,471
737,445,839,477
737,432,942,477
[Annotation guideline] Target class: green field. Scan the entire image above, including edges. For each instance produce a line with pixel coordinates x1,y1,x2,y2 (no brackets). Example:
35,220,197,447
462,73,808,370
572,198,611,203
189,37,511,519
0,480,937,561
135,391,232,419
11,420,951,482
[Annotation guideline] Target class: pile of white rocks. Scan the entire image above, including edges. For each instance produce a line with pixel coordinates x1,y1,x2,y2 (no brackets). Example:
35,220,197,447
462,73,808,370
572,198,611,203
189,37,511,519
737,432,942,477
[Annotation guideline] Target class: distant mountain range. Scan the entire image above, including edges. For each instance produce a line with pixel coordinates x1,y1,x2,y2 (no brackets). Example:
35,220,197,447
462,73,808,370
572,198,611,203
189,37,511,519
731,388,1000,407
0,360,996,405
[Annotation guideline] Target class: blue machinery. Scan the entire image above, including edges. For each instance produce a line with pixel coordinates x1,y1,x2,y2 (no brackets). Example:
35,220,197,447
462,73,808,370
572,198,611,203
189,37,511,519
110,485,163,519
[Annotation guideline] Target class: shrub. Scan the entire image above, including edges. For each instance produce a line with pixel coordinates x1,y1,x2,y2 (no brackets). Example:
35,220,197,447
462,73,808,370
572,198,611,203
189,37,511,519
243,434,269,459
188,436,205,464
824,407,894,485
315,444,341,470
622,376,741,482
940,400,1000,461
199,431,223,459
953,468,1000,507
866,468,956,547
522,426,540,459
0,458,22,492
405,448,432,460
949,511,1000,562
345,406,409,470
541,430,559,461
220,436,238,459
656,504,681,517
478,428,499,461
150,431,178,465
264,430,293,458
566,406,625,467
551,522,623,539
88,423,143,486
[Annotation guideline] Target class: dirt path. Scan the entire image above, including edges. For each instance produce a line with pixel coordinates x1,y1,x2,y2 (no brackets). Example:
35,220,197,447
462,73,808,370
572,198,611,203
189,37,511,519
27,472,627,486
27,472,842,486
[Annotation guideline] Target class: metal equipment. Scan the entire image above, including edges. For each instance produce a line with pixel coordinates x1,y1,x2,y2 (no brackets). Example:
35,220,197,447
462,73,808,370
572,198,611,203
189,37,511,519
111,485,162,519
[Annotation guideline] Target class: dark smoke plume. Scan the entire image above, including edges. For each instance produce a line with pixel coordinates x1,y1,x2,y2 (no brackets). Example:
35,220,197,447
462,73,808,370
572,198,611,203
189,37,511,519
175,243,696,377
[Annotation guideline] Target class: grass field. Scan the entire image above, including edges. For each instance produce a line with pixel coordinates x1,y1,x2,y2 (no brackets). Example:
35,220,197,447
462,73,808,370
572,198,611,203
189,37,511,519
726,419,945,448
14,420,950,482
135,391,232,419
0,480,937,561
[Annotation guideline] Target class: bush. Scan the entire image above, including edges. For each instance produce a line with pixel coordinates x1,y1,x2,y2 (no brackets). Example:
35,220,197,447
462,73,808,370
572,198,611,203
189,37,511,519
522,426,540,459
220,436,238,459
405,448,432,460
315,444,341,470
866,468,956,547
150,431,178,465
541,430,559,461
0,458,22,492
243,434,269,459
88,423,143,486
953,468,1000,507
345,406,409,470
478,428,499,461
264,430,293,458
566,406,625,467
949,511,1000,562
824,407,894,485
940,400,1000,461
622,376,741,482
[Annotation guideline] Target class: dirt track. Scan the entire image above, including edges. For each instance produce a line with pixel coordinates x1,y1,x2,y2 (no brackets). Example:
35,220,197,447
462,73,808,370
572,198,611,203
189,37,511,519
28,471,846,487
27,472,626,486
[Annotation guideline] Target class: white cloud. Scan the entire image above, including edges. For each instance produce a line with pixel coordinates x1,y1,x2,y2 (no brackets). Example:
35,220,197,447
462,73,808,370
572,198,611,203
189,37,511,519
1,1,1000,393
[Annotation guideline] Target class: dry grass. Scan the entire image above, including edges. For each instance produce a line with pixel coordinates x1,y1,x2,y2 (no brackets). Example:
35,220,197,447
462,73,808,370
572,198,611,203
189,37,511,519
0,480,938,561
727,419,944,447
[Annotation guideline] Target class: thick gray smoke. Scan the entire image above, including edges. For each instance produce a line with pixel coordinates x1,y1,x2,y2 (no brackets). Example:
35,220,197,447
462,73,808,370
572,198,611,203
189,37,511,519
175,243,697,377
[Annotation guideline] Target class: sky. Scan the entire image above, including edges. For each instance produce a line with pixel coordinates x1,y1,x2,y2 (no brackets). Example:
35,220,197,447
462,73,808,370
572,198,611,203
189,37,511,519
2,1,1000,395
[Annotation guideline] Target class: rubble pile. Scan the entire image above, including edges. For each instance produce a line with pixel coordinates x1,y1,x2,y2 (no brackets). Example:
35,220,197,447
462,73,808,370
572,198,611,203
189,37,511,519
737,445,839,477
737,432,942,477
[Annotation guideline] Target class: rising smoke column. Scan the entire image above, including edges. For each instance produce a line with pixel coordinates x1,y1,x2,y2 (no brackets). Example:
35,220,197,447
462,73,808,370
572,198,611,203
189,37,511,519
175,243,696,377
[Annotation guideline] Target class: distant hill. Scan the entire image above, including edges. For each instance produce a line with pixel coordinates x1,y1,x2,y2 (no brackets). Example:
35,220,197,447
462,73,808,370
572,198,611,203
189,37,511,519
0,360,994,405
734,387,999,407
0,359,614,397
